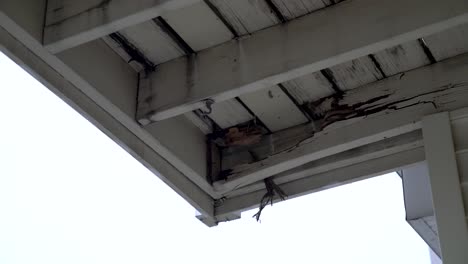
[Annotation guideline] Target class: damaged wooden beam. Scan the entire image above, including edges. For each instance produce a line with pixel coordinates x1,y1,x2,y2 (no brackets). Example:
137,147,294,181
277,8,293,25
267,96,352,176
137,0,468,123
215,147,425,219
43,0,199,54
212,53,468,195
225,130,423,199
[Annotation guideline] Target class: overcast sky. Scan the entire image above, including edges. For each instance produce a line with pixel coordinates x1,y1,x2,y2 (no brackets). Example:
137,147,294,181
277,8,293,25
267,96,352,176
0,52,431,263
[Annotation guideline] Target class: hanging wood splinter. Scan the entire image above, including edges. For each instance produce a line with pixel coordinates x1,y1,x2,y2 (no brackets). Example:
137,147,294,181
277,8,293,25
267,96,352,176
253,177,287,222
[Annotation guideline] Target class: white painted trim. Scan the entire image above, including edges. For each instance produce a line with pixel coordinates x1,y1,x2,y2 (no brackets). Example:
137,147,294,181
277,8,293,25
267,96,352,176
422,112,468,263
43,0,200,54
138,0,468,122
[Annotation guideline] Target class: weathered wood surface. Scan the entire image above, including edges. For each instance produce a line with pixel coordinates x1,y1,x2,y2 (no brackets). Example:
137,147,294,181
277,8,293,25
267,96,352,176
213,53,468,194
225,130,423,199
43,0,200,53
137,0,468,122
215,147,425,217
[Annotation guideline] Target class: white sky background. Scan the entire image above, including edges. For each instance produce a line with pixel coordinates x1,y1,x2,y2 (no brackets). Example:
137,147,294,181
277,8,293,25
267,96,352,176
0,52,431,264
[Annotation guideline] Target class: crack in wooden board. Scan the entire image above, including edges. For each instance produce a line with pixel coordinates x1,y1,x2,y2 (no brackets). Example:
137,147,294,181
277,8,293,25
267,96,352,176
213,54,468,194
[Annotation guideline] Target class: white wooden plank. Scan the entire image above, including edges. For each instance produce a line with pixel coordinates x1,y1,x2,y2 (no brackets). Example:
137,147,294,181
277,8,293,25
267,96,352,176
239,86,308,132
457,151,468,183
208,0,279,35
281,72,335,104
213,53,468,194
0,0,46,42
271,0,330,20
184,112,212,134
162,1,233,51
328,56,384,90
424,23,468,61
373,40,430,76
422,112,468,263
451,115,468,152
208,99,253,129
138,0,468,122
43,0,199,53
102,36,144,72
46,0,112,26
119,21,184,65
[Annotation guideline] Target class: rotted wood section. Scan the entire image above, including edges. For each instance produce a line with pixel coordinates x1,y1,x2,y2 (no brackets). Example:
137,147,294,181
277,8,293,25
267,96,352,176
208,53,468,196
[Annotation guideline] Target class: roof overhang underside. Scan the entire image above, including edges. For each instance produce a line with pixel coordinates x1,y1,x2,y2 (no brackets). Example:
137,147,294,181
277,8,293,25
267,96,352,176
1,0,467,226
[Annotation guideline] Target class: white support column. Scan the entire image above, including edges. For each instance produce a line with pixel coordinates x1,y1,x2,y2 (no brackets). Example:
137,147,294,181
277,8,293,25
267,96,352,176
422,112,468,263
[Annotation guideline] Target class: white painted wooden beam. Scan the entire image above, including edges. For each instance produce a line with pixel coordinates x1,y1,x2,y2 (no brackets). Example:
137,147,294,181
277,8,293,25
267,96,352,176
0,3,218,225
215,147,424,218
54,40,218,199
137,0,468,123
43,0,199,54
3,0,222,202
422,112,468,263
213,53,468,195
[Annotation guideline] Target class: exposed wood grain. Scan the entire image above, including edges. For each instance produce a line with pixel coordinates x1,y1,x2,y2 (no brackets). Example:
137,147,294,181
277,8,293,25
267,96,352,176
213,53,468,194
281,72,335,104
327,56,384,90
137,0,468,122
